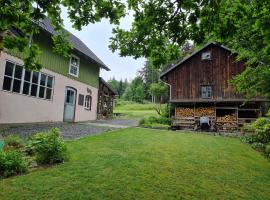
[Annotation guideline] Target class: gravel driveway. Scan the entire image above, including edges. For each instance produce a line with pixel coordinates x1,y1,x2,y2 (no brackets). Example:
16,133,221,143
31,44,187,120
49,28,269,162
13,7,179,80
0,119,138,140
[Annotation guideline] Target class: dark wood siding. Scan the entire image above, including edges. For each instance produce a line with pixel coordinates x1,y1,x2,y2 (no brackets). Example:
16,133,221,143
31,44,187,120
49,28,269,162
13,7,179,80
166,44,246,101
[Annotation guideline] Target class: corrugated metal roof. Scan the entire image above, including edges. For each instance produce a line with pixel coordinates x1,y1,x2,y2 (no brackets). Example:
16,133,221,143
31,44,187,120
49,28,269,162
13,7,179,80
160,42,231,78
38,18,110,71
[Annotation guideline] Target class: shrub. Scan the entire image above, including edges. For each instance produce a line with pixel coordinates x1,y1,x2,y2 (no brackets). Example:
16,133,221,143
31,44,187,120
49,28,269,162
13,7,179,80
240,134,259,144
26,128,69,165
0,150,28,178
251,117,270,144
265,144,270,157
251,142,265,152
4,135,24,150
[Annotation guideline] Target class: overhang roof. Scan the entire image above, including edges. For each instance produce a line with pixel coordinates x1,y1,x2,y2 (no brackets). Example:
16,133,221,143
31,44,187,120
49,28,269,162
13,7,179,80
99,77,117,95
38,18,110,71
160,42,232,78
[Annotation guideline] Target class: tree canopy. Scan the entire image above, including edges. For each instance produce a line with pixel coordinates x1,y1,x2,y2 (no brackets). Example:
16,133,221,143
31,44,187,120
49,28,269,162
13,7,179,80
2,0,270,99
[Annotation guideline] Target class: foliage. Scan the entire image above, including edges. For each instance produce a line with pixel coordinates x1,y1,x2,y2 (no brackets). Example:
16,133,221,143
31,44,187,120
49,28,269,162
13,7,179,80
149,82,168,115
4,135,24,150
1,0,125,70
240,134,259,144
26,128,68,165
122,77,145,103
265,144,270,158
250,142,265,152
139,116,171,127
107,78,129,98
250,117,270,144
0,150,28,178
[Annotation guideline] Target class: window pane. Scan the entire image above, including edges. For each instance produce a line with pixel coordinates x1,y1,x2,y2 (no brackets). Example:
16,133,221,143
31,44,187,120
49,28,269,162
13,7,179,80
5,61,14,76
30,84,38,97
3,77,12,91
14,65,23,79
39,86,45,98
23,82,30,95
46,88,52,100
71,57,78,66
47,76,53,88
12,79,21,93
40,74,46,86
24,70,31,82
32,72,39,84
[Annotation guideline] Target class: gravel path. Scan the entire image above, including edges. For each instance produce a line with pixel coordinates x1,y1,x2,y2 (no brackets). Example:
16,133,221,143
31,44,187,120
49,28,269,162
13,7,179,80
0,119,137,140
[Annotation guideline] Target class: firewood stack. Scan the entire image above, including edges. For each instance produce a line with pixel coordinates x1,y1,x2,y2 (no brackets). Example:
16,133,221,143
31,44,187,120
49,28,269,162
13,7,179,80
216,114,236,122
195,107,215,117
175,107,194,117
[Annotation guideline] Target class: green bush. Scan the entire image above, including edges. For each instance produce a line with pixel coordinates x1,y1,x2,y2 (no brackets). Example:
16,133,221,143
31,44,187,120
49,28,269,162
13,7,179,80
4,135,24,150
240,134,259,144
265,144,270,157
251,117,270,144
139,116,171,128
251,142,265,152
26,128,69,165
0,150,28,178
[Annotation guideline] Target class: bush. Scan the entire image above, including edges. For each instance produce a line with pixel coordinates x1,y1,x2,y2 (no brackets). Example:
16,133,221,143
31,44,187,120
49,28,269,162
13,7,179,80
265,144,270,157
139,116,171,129
240,134,259,144
0,150,28,178
4,135,24,150
251,117,270,144
26,128,69,165
251,142,265,152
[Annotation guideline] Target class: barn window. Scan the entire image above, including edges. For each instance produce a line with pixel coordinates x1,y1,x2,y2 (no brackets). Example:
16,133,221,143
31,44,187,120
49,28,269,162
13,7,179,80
201,85,212,98
201,52,211,60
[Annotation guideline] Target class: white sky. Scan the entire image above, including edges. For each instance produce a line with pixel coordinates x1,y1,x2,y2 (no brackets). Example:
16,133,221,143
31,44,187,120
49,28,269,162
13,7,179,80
61,8,146,81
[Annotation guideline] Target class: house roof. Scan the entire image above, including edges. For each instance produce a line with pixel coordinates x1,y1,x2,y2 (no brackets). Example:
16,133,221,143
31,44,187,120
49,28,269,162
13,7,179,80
99,77,117,95
160,42,232,78
37,18,110,71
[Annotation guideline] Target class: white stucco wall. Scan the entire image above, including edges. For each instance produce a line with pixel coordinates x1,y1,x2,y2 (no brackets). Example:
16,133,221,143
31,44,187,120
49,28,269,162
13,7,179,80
0,51,98,124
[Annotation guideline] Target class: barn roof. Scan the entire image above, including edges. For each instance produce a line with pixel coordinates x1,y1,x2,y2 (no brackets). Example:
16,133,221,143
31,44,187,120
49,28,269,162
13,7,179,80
99,77,117,95
37,18,110,71
160,42,231,78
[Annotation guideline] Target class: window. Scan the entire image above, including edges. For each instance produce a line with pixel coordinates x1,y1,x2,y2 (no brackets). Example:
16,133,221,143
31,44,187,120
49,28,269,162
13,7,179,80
2,60,54,100
78,94,84,106
69,55,79,77
84,95,92,110
201,52,211,60
201,85,212,98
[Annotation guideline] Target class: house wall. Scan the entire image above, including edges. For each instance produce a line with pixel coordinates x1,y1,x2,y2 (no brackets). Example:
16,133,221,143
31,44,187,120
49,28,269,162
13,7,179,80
0,52,98,124
6,32,100,88
166,44,246,101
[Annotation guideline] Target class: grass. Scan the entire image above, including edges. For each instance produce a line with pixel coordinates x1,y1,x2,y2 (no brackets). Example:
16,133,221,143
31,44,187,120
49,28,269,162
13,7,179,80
114,100,165,120
1,128,270,199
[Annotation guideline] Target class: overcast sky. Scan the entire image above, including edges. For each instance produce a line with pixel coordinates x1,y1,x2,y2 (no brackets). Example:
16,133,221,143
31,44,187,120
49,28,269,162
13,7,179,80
61,8,145,81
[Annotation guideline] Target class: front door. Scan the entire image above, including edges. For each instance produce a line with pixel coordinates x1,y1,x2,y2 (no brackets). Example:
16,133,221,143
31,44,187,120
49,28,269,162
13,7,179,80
64,87,76,122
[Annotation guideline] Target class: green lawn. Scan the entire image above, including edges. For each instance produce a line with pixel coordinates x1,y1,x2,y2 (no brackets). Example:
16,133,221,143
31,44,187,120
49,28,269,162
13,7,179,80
1,128,270,199
114,101,164,120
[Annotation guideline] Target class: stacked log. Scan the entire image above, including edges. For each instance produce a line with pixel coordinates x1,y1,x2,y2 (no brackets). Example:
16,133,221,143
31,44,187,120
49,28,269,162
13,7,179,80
216,114,236,122
175,107,194,117
195,107,215,117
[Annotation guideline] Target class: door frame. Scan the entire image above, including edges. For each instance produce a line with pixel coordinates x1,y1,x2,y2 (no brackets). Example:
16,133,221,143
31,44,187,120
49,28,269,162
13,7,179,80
63,86,77,122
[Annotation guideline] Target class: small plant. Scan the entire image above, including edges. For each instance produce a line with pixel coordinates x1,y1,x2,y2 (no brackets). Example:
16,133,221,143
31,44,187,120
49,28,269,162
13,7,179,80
4,135,24,150
26,128,69,165
240,134,259,144
251,117,270,143
265,144,270,158
0,150,28,178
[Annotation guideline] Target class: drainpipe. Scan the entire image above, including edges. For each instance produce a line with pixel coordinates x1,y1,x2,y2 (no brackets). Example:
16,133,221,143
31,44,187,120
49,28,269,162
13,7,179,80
159,78,172,119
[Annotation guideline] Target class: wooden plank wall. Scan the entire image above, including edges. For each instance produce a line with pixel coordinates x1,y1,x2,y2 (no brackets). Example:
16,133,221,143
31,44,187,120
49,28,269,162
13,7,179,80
167,44,246,101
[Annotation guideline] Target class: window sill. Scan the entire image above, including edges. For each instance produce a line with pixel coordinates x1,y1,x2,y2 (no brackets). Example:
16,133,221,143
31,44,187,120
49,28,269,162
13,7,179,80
68,72,79,78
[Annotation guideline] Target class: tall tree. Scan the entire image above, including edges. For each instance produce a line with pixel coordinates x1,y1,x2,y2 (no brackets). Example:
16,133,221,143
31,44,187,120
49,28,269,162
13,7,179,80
123,76,145,103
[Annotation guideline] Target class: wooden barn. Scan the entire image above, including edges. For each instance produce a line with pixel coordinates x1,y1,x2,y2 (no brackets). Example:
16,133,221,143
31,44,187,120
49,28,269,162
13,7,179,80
160,42,267,131
97,77,116,119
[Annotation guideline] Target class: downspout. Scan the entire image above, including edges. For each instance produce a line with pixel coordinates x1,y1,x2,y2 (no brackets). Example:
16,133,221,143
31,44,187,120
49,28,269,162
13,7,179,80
159,78,172,119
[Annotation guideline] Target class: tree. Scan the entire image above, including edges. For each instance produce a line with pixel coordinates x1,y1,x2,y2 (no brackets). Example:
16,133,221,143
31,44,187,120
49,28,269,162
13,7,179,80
107,77,128,98
149,82,168,115
123,77,145,103
1,0,125,70
109,0,270,99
